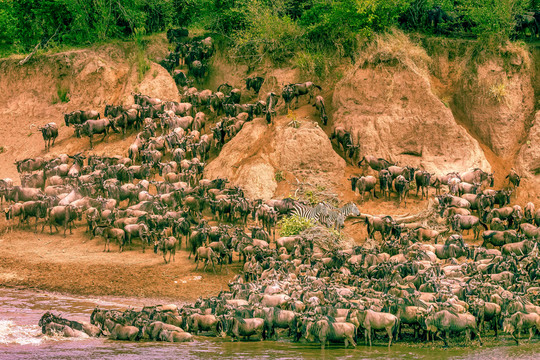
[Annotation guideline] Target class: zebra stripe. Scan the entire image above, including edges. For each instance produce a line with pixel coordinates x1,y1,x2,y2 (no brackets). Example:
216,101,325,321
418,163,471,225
318,202,360,229
292,202,327,221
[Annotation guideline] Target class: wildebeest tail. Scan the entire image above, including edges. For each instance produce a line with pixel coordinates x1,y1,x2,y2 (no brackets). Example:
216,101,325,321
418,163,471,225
392,317,400,340
479,221,489,230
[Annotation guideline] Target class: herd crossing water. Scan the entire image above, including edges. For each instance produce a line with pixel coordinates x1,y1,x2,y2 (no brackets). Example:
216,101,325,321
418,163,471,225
1,288,539,359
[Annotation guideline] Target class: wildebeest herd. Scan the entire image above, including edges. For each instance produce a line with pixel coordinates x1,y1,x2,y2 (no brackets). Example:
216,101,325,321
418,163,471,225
3,30,540,349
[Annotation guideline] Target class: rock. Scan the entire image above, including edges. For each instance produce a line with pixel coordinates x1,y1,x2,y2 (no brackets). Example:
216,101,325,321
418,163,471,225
454,59,534,157
204,117,345,200
332,65,490,174
130,62,180,104
517,110,540,179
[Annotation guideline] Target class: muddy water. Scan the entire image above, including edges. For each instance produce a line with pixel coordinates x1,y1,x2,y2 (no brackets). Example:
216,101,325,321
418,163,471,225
0,287,539,359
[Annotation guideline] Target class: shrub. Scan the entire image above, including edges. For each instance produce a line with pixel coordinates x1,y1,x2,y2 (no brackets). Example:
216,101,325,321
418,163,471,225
489,82,506,102
293,50,334,79
56,83,70,103
274,170,285,182
231,7,304,65
278,215,316,236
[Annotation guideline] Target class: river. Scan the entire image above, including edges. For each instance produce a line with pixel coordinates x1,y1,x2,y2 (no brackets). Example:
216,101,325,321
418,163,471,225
0,287,539,359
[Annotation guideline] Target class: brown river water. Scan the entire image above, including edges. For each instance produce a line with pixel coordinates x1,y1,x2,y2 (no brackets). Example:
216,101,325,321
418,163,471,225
0,287,539,359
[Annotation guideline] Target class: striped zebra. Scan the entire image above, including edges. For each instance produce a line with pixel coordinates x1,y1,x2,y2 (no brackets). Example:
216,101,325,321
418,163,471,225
292,202,328,221
318,202,360,230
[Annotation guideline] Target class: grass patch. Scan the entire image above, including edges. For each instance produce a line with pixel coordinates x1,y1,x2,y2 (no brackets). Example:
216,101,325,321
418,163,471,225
51,82,70,104
274,170,285,182
134,27,150,82
293,50,335,79
489,82,507,103
278,215,316,237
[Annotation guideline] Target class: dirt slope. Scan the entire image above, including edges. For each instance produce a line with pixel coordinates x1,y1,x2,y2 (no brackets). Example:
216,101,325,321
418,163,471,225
0,39,176,182
205,105,345,200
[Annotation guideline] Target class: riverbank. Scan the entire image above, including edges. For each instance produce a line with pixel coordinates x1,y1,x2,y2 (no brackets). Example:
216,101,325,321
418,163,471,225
0,224,240,302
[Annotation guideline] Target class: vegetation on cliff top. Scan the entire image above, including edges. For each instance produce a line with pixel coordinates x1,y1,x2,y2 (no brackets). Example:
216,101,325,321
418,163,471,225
0,1,536,76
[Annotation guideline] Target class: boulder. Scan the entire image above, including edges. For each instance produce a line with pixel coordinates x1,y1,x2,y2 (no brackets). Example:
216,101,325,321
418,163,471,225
454,59,534,157
204,117,345,200
332,65,490,174
517,110,540,179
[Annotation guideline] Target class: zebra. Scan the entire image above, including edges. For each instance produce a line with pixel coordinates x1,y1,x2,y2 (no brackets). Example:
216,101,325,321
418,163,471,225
318,202,360,230
292,202,328,221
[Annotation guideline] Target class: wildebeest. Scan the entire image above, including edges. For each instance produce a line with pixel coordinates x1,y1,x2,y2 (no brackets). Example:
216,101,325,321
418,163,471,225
312,95,328,125
221,316,265,342
245,76,264,94
349,309,397,347
503,311,540,344
331,126,358,160
64,110,100,126
350,175,377,202
379,169,393,200
365,216,394,241
42,205,82,237
265,92,279,124
304,318,356,349
414,170,431,199
195,246,219,273
358,155,393,172
154,236,178,263
124,223,150,252
15,157,46,174
93,226,125,252
281,82,321,110
104,319,139,341
425,309,482,347
394,175,410,207
81,118,118,148
38,122,58,150
451,214,487,240
505,169,521,195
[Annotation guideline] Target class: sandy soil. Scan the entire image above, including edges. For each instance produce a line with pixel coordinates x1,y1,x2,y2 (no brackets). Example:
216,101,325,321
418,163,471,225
0,219,241,301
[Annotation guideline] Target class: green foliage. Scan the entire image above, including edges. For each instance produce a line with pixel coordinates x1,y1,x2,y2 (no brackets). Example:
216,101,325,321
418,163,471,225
0,0,173,53
489,81,507,102
460,0,528,43
274,170,285,182
293,50,334,79
52,83,70,104
277,214,316,236
134,27,150,82
232,8,304,64
303,190,319,205
300,0,411,56
0,0,533,64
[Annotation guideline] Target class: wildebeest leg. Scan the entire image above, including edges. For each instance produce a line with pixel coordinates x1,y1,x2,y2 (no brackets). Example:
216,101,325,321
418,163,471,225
475,328,482,345
387,326,393,347
203,259,209,272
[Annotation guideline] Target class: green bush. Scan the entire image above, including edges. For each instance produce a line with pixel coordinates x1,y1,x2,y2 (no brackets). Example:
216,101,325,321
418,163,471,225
274,170,285,182
278,215,316,236
460,0,527,43
231,6,304,65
